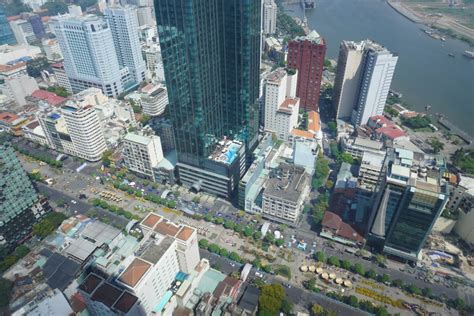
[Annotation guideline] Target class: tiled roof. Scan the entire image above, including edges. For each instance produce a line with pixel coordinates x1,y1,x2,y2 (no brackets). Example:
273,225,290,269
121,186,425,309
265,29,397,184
376,126,406,140
0,62,26,73
0,112,19,125
176,226,194,241
141,213,161,228
113,291,138,313
31,90,67,106
291,128,314,139
118,258,151,288
321,211,342,231
308,110,321,132
338,222,364,243
79,274,102,294
154,220,180,237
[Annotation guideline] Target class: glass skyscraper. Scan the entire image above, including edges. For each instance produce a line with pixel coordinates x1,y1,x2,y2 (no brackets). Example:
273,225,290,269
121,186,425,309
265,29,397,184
0,6,16,45
0,136,51,252
154,0,261,198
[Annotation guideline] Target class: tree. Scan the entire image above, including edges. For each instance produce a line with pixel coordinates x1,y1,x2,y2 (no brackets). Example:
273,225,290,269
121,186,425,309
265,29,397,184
243,226,254,237
280,297,293,314
207,243,220,254
258,284,285,315
353,263,365,276
428,137,444,153
223,220,235,230
253,231,263,240
380,274,391,284
264,233,275,244
327,121,337,135
275,238,284,247
327,256,340,267
311,304,324,315
275,265,291,279
341,259,352,270
422,287,432,298
315,251,326,263
102,150,113,167
14,245,30,258
198,239,209,249
229,251,241,263
401,114,431,130
252,258,262,269
26,57,51,78
375,254,386,265
262,264,272,273
406,284,422,295
392,279,404,288
365,269,377,279
325,180,334,190
234,224,243,234
140,114,151,125
305,278,316,291
42,0,69,15
345,295,359,308
219,248,229,257
214,217,224,225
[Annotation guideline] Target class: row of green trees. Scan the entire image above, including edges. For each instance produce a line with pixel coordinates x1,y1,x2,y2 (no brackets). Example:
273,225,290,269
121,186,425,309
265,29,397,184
325,292,389,316
198,239,243,263
13,144,62,168
258,284,293,316
91,198,140,220
0,245,30,274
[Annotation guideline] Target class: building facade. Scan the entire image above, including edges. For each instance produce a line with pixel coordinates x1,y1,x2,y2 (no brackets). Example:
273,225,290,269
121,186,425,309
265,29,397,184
51,14,125,97
0,7,16,45
122,133,164,179
155,0,261,199
263,0,277,35
333,40,398,125
263,68,299,142
104,6,146,86
9,19,35,45
287,30,326,111
0,138,51,251
368,148,448,262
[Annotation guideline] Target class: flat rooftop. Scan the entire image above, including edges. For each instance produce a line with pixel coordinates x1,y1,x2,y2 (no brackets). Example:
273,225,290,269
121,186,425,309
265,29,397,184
176,226,194,242
154,220,180,237
140,236,175,264
141,213,162,228
264,164,309,202
208,139,242,165
124,133,154,145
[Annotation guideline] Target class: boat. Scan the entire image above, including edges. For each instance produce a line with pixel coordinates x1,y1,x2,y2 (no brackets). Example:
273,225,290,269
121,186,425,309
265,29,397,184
440,37,446,41
301,0,315,9
463,50,474,59
448,53,455,58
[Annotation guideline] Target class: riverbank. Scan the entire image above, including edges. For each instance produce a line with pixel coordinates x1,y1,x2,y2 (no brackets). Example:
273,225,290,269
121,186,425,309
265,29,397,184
387,0,474,46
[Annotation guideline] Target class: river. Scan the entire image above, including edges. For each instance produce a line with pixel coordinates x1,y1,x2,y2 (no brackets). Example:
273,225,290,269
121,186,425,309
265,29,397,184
282,0,474,136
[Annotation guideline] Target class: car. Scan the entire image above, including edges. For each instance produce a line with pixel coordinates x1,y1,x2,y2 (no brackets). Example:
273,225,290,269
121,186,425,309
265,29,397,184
71,200,77,204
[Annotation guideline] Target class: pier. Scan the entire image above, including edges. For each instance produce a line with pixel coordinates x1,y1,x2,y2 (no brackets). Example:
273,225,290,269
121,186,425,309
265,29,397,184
438,118,473,145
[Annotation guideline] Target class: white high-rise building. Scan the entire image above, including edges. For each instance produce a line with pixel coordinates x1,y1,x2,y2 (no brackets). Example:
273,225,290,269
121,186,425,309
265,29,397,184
105,6,146,86
42,39,63,61
137,6,155,27
263,0,277,35
68,4,82,17
264,68,300,142
61,102,108,161
0,74,38,106
9,19,35,45
332,40,398,126
51,14,124,97
139,83,168,117
122,132,164,179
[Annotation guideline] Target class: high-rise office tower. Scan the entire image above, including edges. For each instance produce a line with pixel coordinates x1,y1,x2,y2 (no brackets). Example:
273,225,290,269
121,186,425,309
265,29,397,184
155,0,261,199
263,0,277,35
287,30,326,111
333,40,398,125
105,6,146,86
0,7,16,45
0,136,51,252
368,148,448,262
25,13,46,40
51,14,125,97
9,19,36,45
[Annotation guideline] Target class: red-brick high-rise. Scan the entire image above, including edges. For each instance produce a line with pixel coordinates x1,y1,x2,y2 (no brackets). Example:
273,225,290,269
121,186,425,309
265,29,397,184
287,30,326,111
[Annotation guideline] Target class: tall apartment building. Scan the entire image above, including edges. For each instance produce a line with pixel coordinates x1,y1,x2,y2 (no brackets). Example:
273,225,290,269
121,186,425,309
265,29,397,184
9,19,36,45
0,138,51,251
122,132,163,179
0,7,15,45
333,40,398,125
155,0,261,199
263,68,300,142
105,6,146,86
263,0,277,35
287,30,326,111
51,14,125,97
38,101,108,162
368,148,448,262
51,62,73,93
42,39,63,61
25,13,45,40
137,6,155,27
142,44,164,81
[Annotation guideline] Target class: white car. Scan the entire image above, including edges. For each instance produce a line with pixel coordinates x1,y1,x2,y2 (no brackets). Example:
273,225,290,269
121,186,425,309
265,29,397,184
71,200,77,204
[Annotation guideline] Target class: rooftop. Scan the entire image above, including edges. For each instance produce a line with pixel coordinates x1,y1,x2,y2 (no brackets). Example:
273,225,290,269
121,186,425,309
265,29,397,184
90,282,123,308
265,68,287,84
264,164,309,202
353,137,384,150
141,213,162,228
31,90,67,106
277,98,299,114
81,220,121,245
208,139,242,165
293,30,324,45
154,220,180,237
118,258,152,288
238,286,260,312
0,112,18,125
79,273,103,294
176,226,194,241
376,125,406,140
308,111,321,132
113,291,138,313
140,236,175,264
